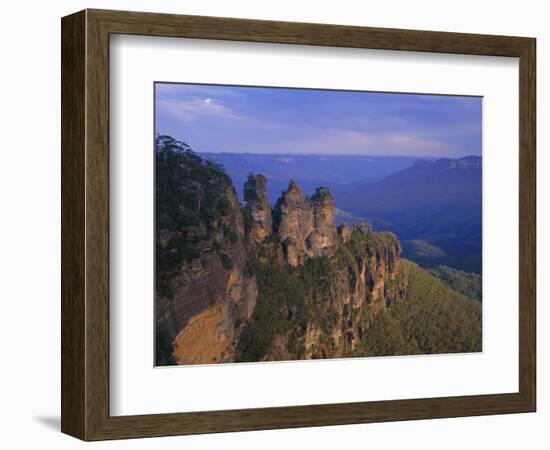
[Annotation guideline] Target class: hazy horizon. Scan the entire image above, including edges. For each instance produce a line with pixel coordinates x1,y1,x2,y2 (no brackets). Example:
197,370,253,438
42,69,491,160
197,151,480,160
155,83,482,158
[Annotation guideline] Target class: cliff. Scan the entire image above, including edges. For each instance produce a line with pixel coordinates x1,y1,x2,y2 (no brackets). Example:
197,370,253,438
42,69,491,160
236,224,406,361
155,136,481,365
155,136,257,365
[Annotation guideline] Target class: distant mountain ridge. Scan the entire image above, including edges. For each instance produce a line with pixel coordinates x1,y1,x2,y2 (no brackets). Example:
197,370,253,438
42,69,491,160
335,155,481,224
200,152,420,201
412,155,482,170
334,155,482,273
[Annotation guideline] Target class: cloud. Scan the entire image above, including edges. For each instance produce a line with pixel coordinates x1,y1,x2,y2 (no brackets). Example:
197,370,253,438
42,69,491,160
155,83,481,158
269,127,455,156
157,97,243,123
273,128,369,154
376,134,455,156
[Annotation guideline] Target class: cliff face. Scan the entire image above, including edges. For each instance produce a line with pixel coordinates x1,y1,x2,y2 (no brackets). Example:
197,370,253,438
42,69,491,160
155,137,257,365
158,185,258,366
240,225,407,362
155,136,409,365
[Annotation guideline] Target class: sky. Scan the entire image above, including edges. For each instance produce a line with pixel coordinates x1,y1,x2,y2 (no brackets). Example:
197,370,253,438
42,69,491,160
155,83,482,158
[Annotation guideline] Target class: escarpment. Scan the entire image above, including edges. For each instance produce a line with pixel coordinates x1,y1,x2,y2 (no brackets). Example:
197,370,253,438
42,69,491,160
155,137,417,365
154,137,257,366
236,224,407,362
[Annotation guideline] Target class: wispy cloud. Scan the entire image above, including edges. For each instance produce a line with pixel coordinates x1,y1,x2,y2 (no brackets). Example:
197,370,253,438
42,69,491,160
155,83,482,158
157,97,243,123
267,127,455,156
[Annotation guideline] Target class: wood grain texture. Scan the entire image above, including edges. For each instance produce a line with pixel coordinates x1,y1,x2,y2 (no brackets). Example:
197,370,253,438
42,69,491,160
518,39,536,409
85,10,111,439
61,10,86,439
89,8,532,56
61,8,537,441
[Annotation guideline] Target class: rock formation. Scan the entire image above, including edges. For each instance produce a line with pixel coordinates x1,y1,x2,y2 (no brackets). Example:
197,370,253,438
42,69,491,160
337,223,352,243
244,173,272,242
155,137,412,365
259,225,406,360
155,183,258,365
309,187,337,256
273,179,314,266
273,180,337,266
154,138,257,366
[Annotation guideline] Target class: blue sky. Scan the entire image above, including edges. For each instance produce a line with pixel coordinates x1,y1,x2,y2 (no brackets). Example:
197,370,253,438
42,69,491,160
155,83,482,158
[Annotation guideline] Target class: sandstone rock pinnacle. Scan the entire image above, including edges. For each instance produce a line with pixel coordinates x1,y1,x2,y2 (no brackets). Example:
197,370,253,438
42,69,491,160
274,180,336,266
310,187,337,254
244,173,272,242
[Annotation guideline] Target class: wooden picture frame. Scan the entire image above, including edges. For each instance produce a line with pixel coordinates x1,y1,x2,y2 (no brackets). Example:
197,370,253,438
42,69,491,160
61,9,536,441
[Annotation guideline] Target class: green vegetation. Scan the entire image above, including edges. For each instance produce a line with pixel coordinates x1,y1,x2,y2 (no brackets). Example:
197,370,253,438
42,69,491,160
237,251,482,361
402,239,446,259
155,325,176,366
310,186,333,204
236,257,336,362
217,251,233,271
155,135,232,234
155,135,237,297
236,262,311,361
236,230,400,362
357,260,482,356
401,237,482,275
430,265,482,302
346,228,398,258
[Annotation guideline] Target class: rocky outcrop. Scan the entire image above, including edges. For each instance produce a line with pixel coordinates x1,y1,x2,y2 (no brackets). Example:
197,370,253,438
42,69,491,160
273,179,314,266
244,174,272,242
337,223,352,243
170,265,258,365
155,136,411,366
155,137,257,365
309,187,337,255
155,184,258,365
274,180,336,266
261,225,407,361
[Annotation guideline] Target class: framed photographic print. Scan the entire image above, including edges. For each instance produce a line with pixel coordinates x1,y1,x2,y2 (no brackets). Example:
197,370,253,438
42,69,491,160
61,9,536,440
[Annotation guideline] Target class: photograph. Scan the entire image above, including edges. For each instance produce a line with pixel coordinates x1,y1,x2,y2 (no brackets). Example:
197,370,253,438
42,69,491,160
0,0,541,445
154,83,483,366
